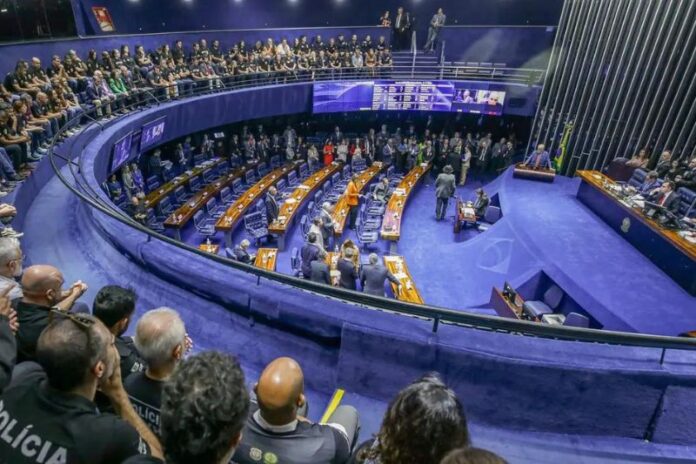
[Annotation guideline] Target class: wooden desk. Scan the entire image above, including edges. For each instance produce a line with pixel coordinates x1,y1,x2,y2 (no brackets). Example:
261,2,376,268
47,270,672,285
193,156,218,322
380,163,430,253
198,242,220,255
215,162,300,248
576,170,696,295
512,163,556,182
163,165,250,241
268,163,342,251
332,163,383,236
489,287,524,319
254,248,278,271
383,255,424,304
144,158,226,208
454,198,478,233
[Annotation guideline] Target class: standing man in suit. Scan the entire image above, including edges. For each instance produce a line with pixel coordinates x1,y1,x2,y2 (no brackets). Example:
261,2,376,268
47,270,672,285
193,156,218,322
473,188,490,218
523,144,552,169
318,202,335,250
360,253,401,297
435,165,456,220
649,181,681,214
337,247,359,290
393,7,410,50
265,186,279,223
346,174,361,230
424,8,446,53
309,250,331,285
300,233,321,278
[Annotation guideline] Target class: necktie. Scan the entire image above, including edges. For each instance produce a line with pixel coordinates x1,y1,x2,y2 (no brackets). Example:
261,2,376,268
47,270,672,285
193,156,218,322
660,193,668,206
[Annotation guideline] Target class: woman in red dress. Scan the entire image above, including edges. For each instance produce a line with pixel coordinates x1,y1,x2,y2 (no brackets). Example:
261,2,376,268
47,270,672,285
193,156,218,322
323,138,335,165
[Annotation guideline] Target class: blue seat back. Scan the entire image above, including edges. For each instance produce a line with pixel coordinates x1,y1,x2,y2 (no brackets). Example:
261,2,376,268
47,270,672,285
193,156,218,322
314,191,322,205
299,162,309,177
193,210,204,226
628,168,647,189
221,187,232,203
203,168,214,182
291,247,300,269
244,211,266,229
159,196,172,214
543,285,564,310
331,173,340,185
245,170,257,185
232,178,243,193
174,186,186,202
287,171,298,186
353,159,367,172
564,312,590,328
255,199,265,213
307,201,315,215
677,187,696,217
258,162,269,176
484,206,502,224
146,176,160,191
193,153,206,166
206,198,217,214
342,165,351,178
386,165,395,178
146,208,157,222
219,160,229,173
189,176,201,191
276,178,287,191
270,155,281,169
300,214,308,235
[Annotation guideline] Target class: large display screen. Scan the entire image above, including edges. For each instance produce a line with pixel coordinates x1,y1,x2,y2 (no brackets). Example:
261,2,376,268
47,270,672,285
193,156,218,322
111,132,133,172
313,80,506,115
139,117,167,151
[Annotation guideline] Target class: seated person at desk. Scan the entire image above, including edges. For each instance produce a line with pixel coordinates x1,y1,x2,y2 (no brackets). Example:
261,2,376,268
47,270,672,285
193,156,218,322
265,186,280,223
300,232,322,278
310,250,331,285
337,247,359,290
127,194,147,224
372,177,390,202
648,181,681,214
522,144,552,170
638,171,660,195
674,157,696,190
360,253,401,297
231,239,255,264
232,357,358,464
473,188,490,218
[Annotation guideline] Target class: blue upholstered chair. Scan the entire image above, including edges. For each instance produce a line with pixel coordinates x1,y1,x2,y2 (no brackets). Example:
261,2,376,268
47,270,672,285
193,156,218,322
357,207,380,249
173,186,191,205
290,247,302,276
193,210,216,238
523,285,564,320
287,170,300,188
146,176,161,192
230,178,244,199
189,175,203,192
206,197,225,218
245,169,257,186
258,162,270,177
193,153,206,166
202,168,215,184
244,211,268,245
627,168,647,189
270,155,281,169
157,196,175,218
145,208,165,232
299,214,310,238
477,206,503,232
298,162,309,180
220,187,234,206
352,158,367,172
677,187,696,218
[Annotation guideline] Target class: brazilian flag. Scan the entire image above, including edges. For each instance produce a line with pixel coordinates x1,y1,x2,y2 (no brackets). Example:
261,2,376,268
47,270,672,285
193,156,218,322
554,122,574,171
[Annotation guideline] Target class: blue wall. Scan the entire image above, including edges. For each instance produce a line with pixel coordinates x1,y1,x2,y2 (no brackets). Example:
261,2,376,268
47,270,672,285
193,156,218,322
71,0,563,36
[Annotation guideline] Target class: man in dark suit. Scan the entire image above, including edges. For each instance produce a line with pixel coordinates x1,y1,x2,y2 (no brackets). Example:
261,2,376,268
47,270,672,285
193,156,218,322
309,250,331,285
300,233,321,278
393,7,410,50
360,253,401,297
638,171,660,195
435,165,456,220
265,186,279,223
318,202,335,250
232,239,255,264
649,181,681,214
473,188,490,218
337,248,359,290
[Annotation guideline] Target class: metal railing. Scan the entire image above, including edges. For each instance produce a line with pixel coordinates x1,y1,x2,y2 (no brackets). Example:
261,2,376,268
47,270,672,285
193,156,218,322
41,71,696,355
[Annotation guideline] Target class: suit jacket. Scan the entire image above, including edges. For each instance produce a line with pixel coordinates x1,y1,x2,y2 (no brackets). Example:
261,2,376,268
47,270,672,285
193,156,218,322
337,258,358,290
360,264,399,297
318,209,335,241
474,194,490,217
524,150,551,169
233,246,252,264
300,243,321,277
265,193,279,222
435,173,456,199
655,191,681,213
309,260,331,285
639,180,659,195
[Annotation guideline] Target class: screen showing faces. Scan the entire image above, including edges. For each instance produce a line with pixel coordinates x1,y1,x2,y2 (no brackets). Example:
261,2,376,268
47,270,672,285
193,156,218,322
140,117,167,151
111,132,133,172
313,80,506,115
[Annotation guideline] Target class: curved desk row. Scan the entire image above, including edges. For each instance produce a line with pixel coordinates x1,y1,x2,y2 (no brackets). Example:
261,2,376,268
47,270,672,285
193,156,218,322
381,163,431,253
216,161,301,247
332,163,384,237
269,162,343,250
383,255,424,304
163,164,252,240
144,157,227,209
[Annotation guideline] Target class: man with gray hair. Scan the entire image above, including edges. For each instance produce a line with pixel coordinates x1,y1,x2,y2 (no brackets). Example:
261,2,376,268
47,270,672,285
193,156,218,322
0,236,24,300
125,307,191,436
360,253,401,297
318,202,335,249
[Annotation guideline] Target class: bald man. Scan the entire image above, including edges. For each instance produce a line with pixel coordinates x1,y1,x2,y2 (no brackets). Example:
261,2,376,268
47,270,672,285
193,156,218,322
16,264,88,362
233,357,359,464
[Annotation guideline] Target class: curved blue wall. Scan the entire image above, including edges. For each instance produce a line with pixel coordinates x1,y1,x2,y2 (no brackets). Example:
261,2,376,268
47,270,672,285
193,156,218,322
39,82,696,446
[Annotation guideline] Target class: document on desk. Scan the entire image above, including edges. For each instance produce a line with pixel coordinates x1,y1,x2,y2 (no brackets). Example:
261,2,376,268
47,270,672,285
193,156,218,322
393,272,408,280
298,185,311,190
